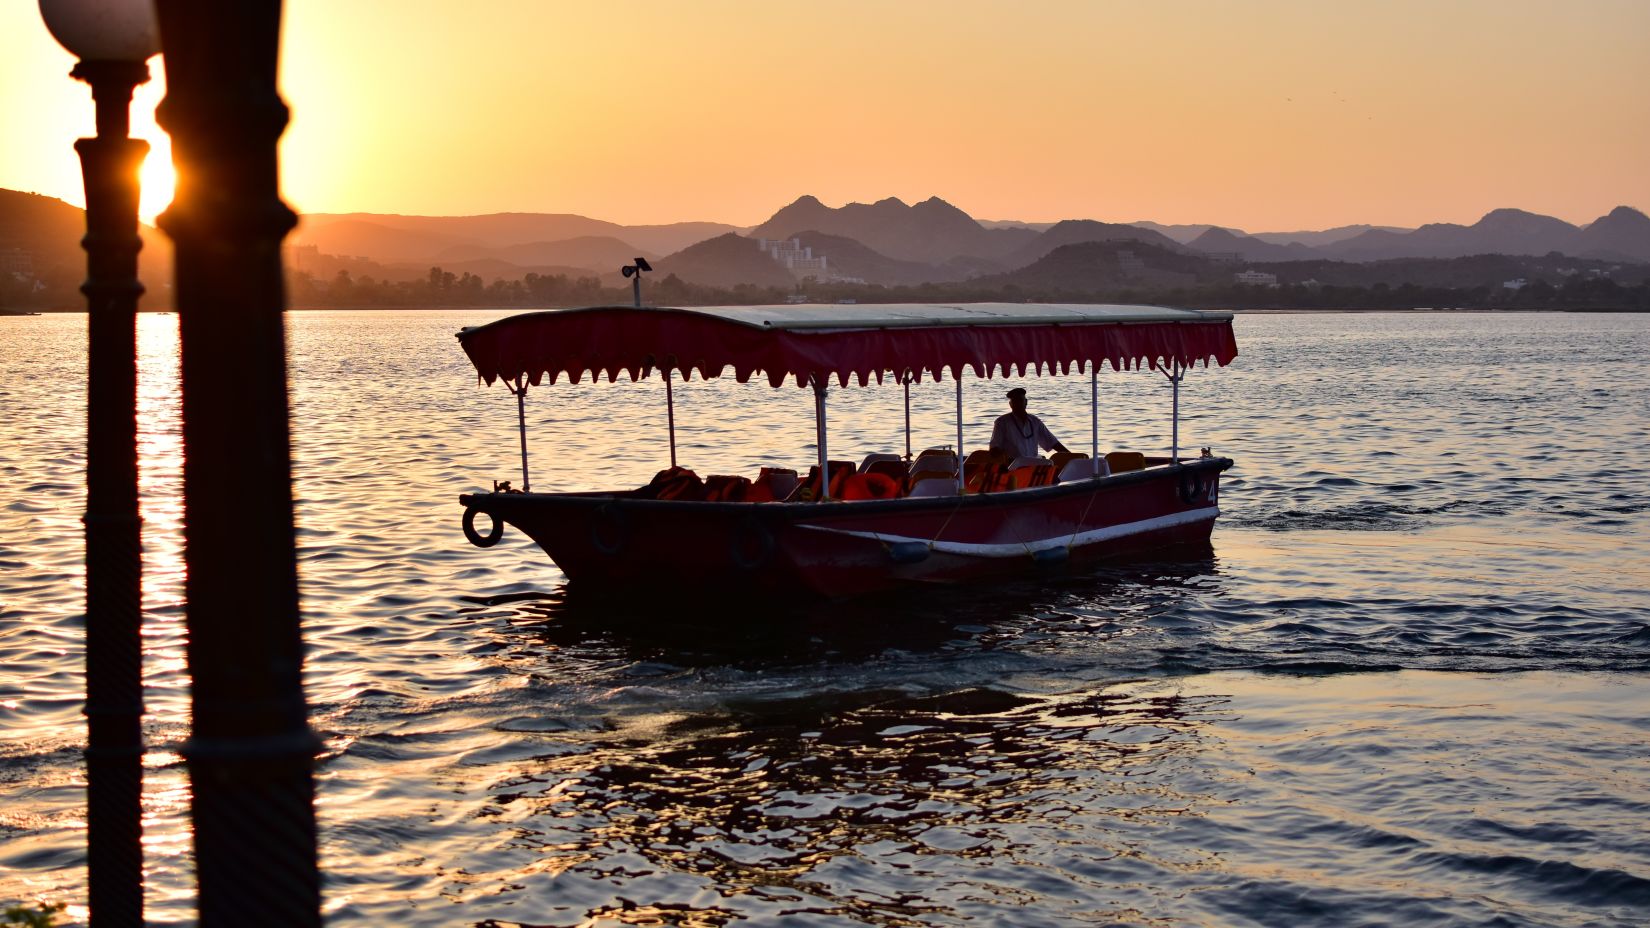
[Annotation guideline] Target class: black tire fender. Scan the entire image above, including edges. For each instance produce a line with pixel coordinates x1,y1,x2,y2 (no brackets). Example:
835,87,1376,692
729,515,775,570
462,506,504,548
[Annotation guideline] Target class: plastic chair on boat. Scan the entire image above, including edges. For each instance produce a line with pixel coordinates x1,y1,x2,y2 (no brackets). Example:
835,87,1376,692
792,460,856,501
907,455,957,493
1057,457,1107,482
1004,463,1056,490
1049,451,1083,471
963,449,1009,494
866,458,908,483
1105,451,1146,474
860,452,901,475
753,466,798,502
907,477,959,498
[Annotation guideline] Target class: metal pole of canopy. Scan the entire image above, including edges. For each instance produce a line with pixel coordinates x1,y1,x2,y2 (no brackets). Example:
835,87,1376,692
902,369,912,462
1090,362,1100,465
954,367,965,494
664,367,677,468
812,374,831,501
1168,360,1183,466
513,377,531,491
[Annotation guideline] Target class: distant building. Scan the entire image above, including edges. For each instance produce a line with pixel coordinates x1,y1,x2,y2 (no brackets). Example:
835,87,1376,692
1502,278,1527,290
1116,250,1145,276
757,237,829,279
285,244,320,272
1234,269,1278,286
1206,251,1243,266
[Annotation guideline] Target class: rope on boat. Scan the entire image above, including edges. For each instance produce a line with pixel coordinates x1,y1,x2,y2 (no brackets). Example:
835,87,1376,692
929,499,965,551
1064,484,1103,553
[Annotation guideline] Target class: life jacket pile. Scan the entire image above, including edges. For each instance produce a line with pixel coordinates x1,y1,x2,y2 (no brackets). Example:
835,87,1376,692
635,466,705,501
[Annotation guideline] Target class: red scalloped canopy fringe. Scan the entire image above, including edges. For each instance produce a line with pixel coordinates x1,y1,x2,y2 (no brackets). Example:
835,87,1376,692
458,307,1239,389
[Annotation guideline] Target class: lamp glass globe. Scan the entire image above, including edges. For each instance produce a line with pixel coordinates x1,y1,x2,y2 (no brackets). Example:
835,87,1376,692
39,0,160,62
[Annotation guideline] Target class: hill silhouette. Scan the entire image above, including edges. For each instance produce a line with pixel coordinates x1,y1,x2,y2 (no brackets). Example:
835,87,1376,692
1187,227,1315,262
1008,220,1187,267
294,212,737,264
751,195,1035,264
0,188,172,307
1572,206,1650,262
657,234,798,289
435,235,660,271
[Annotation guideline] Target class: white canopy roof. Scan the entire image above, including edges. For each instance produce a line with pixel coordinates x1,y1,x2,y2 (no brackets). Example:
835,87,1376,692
682,302,1233,332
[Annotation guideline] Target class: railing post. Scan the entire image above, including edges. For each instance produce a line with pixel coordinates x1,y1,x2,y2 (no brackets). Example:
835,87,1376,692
153,3,321,926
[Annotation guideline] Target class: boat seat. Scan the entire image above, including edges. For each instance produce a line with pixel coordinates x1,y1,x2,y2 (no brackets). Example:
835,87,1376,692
1007,456,1048,471
907,476,959,498
909,453,957,477
792,460,856,501
963,448,1010,478
1105,451,1146,474
866,458,908,483
1049,451,1085,470
907,456,957,493
750,466,797,503
1056,458,1107,482
860,452,901,474
1004,463,1057,490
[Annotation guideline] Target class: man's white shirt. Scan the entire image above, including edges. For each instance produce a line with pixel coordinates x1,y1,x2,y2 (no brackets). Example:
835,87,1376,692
990,413,1059,459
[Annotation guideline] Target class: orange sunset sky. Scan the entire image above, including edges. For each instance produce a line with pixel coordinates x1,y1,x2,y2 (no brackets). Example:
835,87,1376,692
3,0,1647,230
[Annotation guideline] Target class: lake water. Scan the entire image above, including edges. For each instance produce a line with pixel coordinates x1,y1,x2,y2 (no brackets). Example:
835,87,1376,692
2,309,1648,926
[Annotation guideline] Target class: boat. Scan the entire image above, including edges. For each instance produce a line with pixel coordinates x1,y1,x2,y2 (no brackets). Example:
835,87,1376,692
456,303,1238,598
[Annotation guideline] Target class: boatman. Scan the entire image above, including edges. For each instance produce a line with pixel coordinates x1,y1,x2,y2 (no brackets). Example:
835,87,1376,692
990,387,1069,459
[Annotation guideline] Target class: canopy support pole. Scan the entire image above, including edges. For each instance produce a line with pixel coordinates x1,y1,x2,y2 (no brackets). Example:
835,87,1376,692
1160,360,1183,466
664,368,677,468
813,375,830,501
1090,362,1099,465
902,370,912,462
511,376,531,491
954,368,965,494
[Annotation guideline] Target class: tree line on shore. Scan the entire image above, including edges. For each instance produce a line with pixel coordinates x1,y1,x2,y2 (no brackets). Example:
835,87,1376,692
6,263,1648,313
279,266,1650,312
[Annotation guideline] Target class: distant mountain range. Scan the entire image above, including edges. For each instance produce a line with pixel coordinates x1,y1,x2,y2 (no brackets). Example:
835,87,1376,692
5,185,1648,301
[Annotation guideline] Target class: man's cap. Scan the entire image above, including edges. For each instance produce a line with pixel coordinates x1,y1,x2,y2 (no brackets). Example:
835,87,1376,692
1006,387,1027,400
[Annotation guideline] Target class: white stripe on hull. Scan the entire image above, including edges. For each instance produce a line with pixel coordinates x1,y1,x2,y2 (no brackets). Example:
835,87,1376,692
802,506,1220,559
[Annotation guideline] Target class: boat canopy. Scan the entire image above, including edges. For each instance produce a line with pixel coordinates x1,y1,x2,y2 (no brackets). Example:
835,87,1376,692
457,303,1238,389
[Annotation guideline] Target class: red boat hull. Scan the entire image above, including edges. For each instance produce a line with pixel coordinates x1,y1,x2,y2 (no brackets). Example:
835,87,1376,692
461,457,1230,598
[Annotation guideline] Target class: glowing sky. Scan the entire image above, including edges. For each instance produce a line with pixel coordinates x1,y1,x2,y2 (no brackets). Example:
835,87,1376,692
3,0,1647,229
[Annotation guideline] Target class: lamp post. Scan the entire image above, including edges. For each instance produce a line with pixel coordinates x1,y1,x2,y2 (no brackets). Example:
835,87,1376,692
38,2,160,925
150,3,322,925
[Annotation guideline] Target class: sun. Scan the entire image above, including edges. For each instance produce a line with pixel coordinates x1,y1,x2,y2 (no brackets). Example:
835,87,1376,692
138,140,175,225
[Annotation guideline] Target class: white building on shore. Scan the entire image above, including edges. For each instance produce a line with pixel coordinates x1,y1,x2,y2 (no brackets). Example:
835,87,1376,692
757,237,829,279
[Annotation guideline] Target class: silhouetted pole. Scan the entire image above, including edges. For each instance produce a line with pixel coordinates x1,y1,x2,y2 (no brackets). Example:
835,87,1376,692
152,3,321,926
74,58,151,928
40,6,164,925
